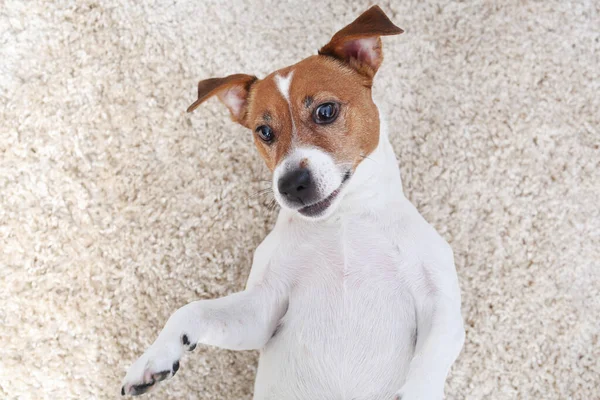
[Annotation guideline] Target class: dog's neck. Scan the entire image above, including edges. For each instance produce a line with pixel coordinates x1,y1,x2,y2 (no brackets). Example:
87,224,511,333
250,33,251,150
280,108,406,224
339,110,406,214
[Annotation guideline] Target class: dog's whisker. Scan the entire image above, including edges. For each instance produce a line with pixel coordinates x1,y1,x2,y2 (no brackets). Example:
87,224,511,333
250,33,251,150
253,188,274,196
244,188,275,203
267,198,279,212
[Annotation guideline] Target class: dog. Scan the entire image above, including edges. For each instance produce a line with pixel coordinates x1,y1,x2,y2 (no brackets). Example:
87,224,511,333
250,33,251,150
121,6,464,399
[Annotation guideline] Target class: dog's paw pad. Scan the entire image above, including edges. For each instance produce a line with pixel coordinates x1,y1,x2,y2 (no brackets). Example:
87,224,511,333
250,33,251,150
152,370,171,382
181,334,197,351
149,361,179,384
130,380,156,396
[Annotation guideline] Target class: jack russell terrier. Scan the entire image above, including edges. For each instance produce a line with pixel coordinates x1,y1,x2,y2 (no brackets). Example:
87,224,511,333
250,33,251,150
122,6,464,399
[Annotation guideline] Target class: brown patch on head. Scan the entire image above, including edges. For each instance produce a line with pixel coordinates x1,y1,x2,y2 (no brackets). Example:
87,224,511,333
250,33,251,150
293,57,381,168
244,71,294,171
243,55,380,171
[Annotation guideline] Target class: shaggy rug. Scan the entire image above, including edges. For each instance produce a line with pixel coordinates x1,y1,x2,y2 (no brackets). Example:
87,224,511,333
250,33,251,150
1,1,598,399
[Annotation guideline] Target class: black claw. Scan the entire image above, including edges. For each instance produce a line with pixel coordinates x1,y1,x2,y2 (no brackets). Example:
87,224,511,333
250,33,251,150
182,334,190,345
188,343,197,351
172,360,180,375
121,386,125,396
153,370,171,382
130,380,155,396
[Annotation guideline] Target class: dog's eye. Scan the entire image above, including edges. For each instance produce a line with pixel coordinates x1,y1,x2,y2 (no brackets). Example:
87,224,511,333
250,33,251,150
313,102,339,124
256,125,275,143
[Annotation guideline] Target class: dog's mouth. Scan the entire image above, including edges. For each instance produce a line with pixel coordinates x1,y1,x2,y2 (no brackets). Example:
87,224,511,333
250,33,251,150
298,170,351,218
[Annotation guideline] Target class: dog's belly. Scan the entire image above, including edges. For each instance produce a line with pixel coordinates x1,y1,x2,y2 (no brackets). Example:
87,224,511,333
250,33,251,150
253,224,416,400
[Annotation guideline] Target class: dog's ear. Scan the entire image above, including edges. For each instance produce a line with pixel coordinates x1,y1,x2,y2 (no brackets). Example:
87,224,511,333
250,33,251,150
187,74,258,127
319,6,403,79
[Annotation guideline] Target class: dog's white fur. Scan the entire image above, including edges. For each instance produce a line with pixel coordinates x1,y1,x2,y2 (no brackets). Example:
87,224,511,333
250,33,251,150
122,105,465,399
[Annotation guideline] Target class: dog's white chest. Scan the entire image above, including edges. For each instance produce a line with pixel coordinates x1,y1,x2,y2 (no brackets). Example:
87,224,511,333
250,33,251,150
253,215,417,400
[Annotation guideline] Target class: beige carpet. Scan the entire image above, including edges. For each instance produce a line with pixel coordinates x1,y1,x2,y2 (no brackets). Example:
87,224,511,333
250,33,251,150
1,1,599,399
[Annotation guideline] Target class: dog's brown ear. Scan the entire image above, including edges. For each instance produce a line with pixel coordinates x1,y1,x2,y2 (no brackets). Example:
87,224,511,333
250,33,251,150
319,6,403,79
187,73,258,127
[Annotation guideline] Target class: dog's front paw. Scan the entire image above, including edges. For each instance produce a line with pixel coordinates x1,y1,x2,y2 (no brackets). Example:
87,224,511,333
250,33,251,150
393,381,443,400
121,333,197,396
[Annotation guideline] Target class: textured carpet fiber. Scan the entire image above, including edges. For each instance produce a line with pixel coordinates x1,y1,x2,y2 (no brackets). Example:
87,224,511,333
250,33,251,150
1,1,598,399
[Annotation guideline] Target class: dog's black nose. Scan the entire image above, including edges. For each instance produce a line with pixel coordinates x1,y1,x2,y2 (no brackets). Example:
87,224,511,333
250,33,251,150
278,168,315,205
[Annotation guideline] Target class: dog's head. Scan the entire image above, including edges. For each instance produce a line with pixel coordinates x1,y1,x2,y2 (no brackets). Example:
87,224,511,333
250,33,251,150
188,6,403,219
